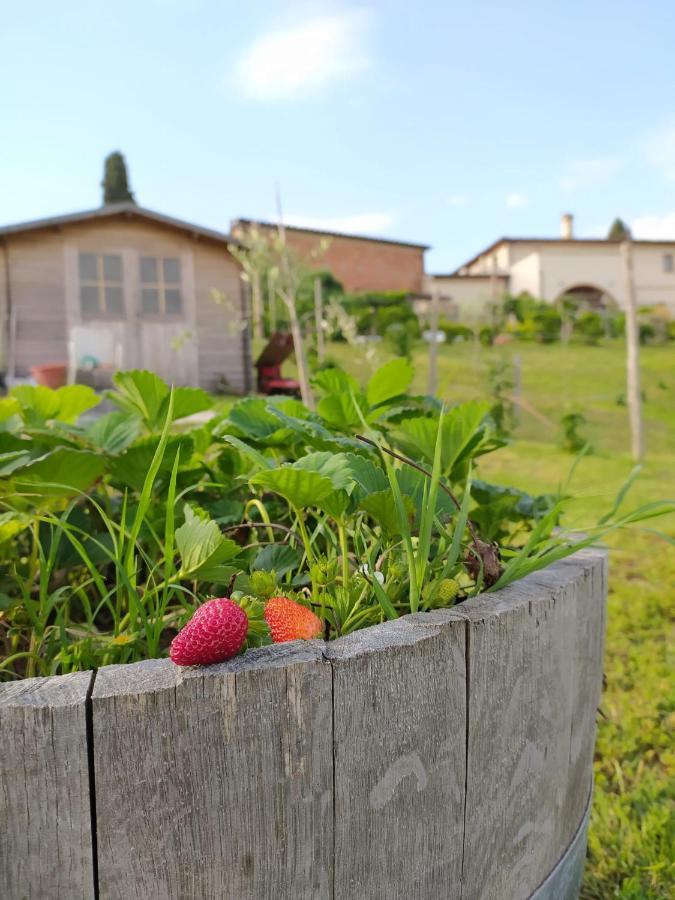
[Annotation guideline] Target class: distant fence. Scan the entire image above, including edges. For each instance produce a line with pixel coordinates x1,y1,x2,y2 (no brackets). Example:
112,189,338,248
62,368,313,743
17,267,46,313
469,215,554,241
0,551,607,900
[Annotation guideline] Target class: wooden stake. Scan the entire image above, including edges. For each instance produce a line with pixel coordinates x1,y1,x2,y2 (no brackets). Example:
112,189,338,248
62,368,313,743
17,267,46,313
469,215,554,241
275,186,314,409
251,270,263,341
267,270,277,335
314,277,324,363
428,285,440,396
621,239,644,461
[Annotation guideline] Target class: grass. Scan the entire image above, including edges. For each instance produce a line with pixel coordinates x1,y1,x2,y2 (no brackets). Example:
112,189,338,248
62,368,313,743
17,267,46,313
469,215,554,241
311,337,674,898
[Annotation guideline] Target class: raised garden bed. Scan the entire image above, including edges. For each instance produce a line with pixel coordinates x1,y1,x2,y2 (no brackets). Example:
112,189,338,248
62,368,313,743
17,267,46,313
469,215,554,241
0,549,606,900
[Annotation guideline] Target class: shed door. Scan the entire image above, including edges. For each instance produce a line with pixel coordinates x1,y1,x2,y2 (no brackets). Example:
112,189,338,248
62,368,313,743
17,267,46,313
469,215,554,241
134,254,199,386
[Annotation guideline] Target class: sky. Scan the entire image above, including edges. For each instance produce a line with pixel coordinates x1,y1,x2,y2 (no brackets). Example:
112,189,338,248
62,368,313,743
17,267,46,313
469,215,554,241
2,0,675,272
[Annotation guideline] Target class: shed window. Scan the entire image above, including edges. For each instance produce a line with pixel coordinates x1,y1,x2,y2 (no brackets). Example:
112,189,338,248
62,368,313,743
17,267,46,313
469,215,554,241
140,256,182,315
79,253,124,317
663,253,674,273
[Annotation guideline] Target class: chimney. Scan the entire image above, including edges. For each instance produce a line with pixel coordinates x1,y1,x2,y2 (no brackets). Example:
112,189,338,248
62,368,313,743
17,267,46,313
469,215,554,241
560,213,574,240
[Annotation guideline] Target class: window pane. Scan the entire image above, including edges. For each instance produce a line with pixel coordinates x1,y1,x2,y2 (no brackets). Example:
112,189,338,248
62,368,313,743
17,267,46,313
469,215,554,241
140,256,158,283
165,288,182,314
664,253,673,273
80,285,100,315
103,254,122,282
105,286,124,315
79,253,98,281
163,257,180,284
141,288,159,314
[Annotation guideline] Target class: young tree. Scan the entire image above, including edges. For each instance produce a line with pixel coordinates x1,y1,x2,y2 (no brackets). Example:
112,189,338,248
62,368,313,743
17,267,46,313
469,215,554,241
102,151,136,205
229,226,315,408
608,218,631,242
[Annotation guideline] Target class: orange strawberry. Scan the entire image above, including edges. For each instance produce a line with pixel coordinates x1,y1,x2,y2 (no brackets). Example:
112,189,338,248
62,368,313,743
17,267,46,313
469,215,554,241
264,596,323,643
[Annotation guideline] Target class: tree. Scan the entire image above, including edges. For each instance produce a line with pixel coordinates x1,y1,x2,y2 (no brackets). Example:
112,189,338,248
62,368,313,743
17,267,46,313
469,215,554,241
608,218,631,242
102,151,135,205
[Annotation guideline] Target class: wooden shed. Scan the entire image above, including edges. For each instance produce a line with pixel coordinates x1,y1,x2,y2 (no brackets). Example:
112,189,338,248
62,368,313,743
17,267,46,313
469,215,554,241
0,204,252,392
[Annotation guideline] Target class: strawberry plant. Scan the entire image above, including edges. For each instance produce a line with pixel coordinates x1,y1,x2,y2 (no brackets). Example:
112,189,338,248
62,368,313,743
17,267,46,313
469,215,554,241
0,362,672,679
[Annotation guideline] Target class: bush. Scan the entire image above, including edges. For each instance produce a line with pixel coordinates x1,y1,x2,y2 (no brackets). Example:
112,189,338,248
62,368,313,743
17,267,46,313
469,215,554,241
384,319,419,358
343,291,416,336
531,308,562,343
574,311,604,345
438,320,474,342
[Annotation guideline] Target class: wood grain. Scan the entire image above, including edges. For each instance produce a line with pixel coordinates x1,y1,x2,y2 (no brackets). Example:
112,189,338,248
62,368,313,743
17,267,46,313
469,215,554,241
0,671,95,900
451,550,607,900
92,642,332,900
326,616,467,900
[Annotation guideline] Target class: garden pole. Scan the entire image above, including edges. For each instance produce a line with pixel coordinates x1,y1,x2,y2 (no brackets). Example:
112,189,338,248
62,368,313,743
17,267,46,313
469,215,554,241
428,285,440,396
621,238,644,461
267,270,277,334
314,277,324,363
251,269,263,341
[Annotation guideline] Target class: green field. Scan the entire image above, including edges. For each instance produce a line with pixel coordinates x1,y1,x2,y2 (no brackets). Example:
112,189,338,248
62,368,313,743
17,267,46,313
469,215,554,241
292,338,675,898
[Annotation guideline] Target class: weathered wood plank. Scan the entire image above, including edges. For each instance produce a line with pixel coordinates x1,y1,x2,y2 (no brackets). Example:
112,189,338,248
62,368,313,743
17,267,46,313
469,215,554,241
0,671,95,900
326,617,467,900
92,642,332,900
453,551,607,900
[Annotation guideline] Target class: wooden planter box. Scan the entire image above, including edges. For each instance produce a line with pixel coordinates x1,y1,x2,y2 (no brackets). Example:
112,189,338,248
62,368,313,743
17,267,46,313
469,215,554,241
0,550,607,900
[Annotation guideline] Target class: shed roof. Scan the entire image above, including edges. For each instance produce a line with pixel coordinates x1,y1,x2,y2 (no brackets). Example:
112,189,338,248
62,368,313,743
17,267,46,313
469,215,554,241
0,203,239,247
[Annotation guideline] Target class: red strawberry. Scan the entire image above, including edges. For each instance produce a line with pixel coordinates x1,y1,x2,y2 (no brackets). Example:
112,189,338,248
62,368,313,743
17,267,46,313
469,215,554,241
264,596,323,643
170,598,248,666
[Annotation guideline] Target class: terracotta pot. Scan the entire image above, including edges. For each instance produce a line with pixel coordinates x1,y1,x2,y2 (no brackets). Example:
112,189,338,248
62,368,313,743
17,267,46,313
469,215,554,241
31,363,68,389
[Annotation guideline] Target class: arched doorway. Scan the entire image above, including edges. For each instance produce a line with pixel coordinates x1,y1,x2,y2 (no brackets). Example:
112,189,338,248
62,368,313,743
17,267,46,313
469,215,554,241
555,284,616,311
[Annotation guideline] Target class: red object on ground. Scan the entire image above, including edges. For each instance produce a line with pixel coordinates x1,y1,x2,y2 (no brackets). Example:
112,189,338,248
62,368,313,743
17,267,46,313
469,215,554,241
264,596,323,643
31,364,68,389
170,598,248,666
255,333,301,396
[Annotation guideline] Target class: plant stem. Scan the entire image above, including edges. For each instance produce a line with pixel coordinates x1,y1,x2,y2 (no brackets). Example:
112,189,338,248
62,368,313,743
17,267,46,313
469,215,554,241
337,519,350,586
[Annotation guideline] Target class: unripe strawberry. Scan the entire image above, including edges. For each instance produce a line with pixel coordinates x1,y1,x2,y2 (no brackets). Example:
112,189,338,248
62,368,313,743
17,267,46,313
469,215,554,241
264,596,323,643
170,598,248,666
437,578,460,604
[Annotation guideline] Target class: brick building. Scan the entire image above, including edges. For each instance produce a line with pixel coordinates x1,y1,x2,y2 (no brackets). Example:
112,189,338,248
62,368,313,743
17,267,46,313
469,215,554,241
231,219,428,294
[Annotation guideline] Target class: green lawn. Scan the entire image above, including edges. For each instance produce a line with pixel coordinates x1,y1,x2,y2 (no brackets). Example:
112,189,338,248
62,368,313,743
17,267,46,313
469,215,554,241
306,338,674,898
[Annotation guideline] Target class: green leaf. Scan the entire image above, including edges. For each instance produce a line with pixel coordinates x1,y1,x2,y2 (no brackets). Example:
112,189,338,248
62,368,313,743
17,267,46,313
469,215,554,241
108,370,169,426
311,367,359,396
317,392,368,430
223,397,293,445
366,358,414,407
86,412,141,454
220,434,274,470
0,510,31,544
0,450,33,476
343,453,388,498
360,489,413,537
158,386,212,423
175,505,241,579
8,448,105,498
0,397,21,424
11,384,100,426
293,452,356,492
250,467,334,510
108,434,194,491
252,544,300,577
393,401,490,475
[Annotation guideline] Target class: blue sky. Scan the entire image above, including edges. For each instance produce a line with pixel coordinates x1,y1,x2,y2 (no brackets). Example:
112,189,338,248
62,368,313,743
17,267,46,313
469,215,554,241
3,0,675,271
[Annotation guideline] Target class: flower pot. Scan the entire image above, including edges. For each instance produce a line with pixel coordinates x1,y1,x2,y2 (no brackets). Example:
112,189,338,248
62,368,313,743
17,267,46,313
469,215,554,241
30,363,68,389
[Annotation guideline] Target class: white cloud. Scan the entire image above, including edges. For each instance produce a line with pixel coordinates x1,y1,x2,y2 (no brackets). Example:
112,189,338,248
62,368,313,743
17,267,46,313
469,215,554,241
284,212,394,235
630,212,675,240
643,120,675,182
559,157,624,191
233,7,372,101
448,194,467,206
505,192,526,208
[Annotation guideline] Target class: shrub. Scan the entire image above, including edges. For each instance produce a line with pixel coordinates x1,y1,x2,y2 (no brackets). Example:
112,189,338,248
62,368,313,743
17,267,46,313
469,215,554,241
574,311,604,345
438,320,474,342
384,319,419,357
